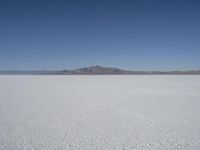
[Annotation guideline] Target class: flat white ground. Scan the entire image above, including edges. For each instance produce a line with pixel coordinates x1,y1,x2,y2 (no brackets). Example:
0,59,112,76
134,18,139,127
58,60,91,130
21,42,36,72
0,76,200,150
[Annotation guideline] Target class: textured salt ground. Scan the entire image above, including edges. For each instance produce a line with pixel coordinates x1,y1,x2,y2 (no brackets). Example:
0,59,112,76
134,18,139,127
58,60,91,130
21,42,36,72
0,76,200,150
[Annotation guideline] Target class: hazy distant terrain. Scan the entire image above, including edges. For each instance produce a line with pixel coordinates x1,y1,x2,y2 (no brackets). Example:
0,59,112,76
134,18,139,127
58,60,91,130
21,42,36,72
0,75,200,150
0,66,200,75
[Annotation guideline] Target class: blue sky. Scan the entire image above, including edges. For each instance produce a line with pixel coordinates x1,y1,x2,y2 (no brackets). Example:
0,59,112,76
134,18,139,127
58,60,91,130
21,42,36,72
0,0,200,70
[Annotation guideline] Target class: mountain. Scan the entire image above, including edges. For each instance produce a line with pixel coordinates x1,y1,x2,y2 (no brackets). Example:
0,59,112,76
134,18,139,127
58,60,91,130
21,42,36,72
62,65,132,75
0,66,200,75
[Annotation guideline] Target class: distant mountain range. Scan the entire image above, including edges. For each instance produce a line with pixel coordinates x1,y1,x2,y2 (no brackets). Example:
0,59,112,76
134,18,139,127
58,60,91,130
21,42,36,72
0,66,200,75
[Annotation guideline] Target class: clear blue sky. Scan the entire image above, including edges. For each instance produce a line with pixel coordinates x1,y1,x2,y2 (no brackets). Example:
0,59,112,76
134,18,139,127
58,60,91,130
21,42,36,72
0,0,199,71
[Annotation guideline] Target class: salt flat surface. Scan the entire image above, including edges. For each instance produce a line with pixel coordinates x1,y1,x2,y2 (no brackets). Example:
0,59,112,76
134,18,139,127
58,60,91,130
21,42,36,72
0,75,200,150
